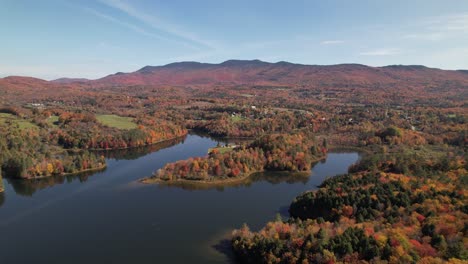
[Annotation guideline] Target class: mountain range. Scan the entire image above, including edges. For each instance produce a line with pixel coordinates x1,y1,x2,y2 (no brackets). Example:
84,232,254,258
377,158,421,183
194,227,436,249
1,60,468,91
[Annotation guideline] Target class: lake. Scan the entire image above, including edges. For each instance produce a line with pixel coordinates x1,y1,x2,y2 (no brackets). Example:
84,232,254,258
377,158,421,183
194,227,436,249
0,134,360,264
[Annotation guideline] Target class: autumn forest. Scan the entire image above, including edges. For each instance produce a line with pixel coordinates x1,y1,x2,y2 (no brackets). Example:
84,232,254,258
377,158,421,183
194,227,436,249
0,60,466,263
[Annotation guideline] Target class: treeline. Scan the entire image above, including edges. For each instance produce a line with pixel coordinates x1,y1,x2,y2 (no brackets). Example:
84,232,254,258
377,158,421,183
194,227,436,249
153,132,326,182
96,136,186,160
232,147,467,263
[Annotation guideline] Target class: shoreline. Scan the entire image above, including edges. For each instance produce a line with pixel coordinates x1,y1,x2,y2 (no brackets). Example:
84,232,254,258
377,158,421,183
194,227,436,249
328,145,373,155
188,129,260,140
20,164,108,180
62,164,107,177
140,169,261,186
5,135,187,181
69,134,188,152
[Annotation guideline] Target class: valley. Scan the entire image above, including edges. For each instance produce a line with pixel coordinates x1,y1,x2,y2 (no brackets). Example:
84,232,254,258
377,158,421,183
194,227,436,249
0,60,466,263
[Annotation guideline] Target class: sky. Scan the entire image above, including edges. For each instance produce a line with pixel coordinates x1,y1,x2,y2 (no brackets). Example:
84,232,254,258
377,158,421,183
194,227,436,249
1,0,468,80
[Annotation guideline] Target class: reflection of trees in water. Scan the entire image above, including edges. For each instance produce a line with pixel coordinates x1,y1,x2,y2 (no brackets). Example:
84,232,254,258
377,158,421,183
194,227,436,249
156,171,310,192
6,168,106,197
95,136,187,160
0,192,4,207
2,137,188,199
95,133,250,161
211,239,236,264
189,130,253,146
250,171,310,185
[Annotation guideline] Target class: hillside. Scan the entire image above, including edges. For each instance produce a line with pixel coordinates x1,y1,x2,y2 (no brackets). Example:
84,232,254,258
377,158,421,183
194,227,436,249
93,60,468,89
1,60,467,108
3,60,467,90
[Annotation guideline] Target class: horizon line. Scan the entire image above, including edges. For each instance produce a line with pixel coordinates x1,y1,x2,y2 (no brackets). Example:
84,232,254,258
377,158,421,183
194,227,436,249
1,59,467,81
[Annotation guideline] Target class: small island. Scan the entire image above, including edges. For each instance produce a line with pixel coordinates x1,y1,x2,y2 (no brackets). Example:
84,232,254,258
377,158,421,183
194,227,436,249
142,131,327,185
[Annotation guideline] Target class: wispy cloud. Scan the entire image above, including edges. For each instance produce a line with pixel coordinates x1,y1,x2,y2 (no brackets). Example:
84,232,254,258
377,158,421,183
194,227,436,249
359,48,401,56
403,12,468,41
320,40,344,45
403,32,444,41
98,0,217,50
84,7,172,42
426,13,468,32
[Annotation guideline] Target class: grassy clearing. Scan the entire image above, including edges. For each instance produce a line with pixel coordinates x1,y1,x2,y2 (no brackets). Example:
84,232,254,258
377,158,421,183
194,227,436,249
96,114,137,129
0,113,37,130
208,146,234,154
230,115,244,123
383,144,448,163
47,116,59,126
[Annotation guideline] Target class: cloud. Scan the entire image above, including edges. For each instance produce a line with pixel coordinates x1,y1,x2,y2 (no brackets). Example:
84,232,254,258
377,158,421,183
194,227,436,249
359,48,401,56
98,0,217,50
403,12,468,41
320,40,344,45
427,13,468,32
403,32,444,41
83,7,172,42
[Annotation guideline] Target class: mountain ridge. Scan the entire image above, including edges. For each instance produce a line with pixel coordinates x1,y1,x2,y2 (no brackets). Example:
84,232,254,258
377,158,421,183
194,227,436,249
1,60,467,90
91,59,468,88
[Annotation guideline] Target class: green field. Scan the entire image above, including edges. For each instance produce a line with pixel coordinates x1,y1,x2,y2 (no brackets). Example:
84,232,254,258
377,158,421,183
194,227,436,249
47,115,60,126
230,115,244,123
96,114,137,129
0,113,37,130
208,146,234,154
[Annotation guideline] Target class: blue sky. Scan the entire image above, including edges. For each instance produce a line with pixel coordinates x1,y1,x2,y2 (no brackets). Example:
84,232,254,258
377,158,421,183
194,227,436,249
1,0,468,80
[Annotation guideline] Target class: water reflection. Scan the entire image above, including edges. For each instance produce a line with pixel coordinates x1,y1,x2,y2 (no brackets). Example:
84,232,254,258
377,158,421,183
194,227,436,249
0,192,4,207
0,136,187,200
189,130,253,145
5,168,106,197
0,133,360,264
96,136,187,160
154,171,311,191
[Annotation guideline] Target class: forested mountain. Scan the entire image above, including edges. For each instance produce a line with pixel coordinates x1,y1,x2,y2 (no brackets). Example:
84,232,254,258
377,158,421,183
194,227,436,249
2,60,468,91
95,60,468,89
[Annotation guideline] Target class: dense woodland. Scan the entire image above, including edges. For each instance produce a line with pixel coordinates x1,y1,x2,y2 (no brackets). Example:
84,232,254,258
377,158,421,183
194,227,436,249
232,146,467,263
0,121,106,179
0,61,466,261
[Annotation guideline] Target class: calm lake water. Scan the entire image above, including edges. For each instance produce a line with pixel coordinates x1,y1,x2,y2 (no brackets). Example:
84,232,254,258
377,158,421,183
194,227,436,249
0,134,359,264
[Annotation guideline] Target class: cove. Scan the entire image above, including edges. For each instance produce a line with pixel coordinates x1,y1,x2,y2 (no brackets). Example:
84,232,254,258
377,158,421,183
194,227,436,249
0,134,359,264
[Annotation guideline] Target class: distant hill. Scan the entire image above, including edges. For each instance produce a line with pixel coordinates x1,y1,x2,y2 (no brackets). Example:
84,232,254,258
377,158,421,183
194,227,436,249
0,76,50,90
88,60,468,90
1,60,467,95
51,78,90,84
